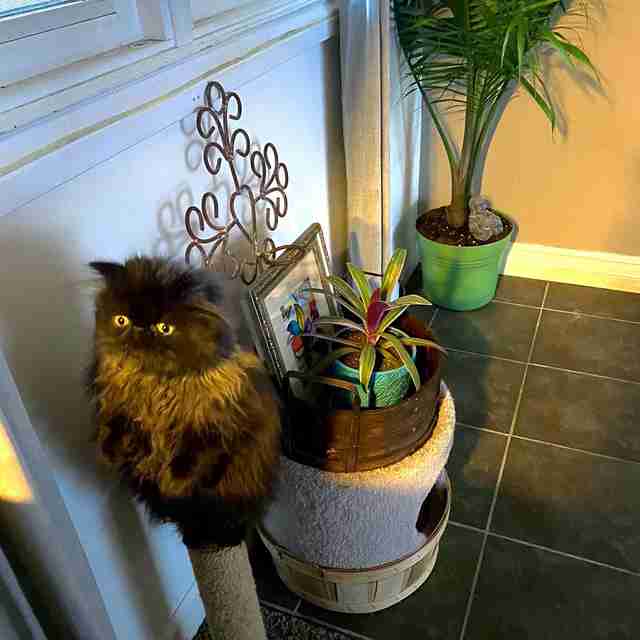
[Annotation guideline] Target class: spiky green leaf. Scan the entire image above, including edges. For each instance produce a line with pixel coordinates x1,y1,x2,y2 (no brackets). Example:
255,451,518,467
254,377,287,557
400,337,448,355
303,332,361,349
521,76,556,130
308,347,359,377
376,306,409,337
380,249,407,301
303,287,365,321
327,276,366,314
347,262,372,306
380,333,421,391
359,344,376,390
312,316,363,332
390,294,433,307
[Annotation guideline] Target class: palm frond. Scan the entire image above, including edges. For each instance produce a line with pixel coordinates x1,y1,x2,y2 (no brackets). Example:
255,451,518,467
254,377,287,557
393,0,598,218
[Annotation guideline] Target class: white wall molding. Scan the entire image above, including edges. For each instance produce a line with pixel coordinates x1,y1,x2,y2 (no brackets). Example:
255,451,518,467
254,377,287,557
0,0,337,218
503,242,640,293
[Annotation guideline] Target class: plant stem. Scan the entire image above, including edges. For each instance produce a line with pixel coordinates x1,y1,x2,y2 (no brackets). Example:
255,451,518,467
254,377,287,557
422,88,459,195
447,70,479,229
466,81,510,198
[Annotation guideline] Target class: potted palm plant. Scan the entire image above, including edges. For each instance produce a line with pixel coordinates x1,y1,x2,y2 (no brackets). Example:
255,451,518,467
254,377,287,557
393,0,598,310
305,248,444,408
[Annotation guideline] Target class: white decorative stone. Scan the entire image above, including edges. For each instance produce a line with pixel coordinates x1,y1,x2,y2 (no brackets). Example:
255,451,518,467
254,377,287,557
468,195,503,241
262,383,456,569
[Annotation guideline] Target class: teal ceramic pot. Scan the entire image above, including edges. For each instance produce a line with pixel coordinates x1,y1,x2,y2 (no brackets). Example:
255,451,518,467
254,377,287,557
416,211,515,311
331,346,417,409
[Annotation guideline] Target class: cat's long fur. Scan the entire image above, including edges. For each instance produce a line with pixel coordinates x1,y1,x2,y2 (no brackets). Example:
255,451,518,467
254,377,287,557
87,257,281,548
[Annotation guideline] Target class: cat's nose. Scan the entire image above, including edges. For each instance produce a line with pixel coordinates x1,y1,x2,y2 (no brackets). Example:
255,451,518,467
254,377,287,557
132,325,153,335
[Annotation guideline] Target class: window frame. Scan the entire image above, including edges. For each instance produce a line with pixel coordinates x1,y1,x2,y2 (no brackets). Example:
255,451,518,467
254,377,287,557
0,0,325,142
0,0,165,86
0,0,115,42
190,0,255,27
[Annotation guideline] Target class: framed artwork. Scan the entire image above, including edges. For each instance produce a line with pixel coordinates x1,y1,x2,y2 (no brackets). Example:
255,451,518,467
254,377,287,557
243,223,337,387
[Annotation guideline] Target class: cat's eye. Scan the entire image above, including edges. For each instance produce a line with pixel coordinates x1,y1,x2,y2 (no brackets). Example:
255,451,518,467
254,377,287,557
113,315,130,329
155,322,175,336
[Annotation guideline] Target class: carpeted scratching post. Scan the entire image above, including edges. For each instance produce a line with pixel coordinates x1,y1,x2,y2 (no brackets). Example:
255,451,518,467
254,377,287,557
188,543,266,640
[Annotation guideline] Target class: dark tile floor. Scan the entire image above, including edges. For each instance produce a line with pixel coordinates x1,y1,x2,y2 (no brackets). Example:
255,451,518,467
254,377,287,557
248,275,640,639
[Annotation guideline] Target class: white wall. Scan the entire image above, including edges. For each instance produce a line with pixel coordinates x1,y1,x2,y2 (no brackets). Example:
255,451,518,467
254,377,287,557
0,33,345,640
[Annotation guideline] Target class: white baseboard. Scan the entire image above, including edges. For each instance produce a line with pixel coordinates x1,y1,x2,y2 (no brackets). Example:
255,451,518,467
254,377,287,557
503,242,640,294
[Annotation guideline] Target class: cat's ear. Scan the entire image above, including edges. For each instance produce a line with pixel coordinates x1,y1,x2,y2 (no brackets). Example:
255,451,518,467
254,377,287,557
89,261,125,282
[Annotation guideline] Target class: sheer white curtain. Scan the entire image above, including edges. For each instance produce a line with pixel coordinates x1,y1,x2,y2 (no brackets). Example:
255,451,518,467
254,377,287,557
339,0,421,276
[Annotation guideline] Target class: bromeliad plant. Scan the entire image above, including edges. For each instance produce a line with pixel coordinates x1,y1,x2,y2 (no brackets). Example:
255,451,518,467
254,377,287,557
305,249,445,392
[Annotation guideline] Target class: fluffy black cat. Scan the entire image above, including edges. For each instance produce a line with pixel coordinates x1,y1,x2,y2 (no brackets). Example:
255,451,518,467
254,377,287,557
87,256,281,548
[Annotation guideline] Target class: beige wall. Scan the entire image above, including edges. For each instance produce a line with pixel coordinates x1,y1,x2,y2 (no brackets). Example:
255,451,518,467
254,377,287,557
424,0,638,257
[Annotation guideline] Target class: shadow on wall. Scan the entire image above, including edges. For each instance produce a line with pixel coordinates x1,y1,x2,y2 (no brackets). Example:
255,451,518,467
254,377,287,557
0,226,175,635
103,485,184,639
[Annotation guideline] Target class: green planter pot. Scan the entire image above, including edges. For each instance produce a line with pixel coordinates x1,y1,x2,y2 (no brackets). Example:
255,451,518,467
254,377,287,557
416,211,514,311
331,347,417,409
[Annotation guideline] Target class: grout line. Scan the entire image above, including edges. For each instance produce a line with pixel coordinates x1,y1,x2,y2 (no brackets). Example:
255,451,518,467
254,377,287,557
486,531,640,578
458,282,549,640
542,306,640,327
448,521,640,578
260,599,294,612
261,599,374,639
279,607,375,640
456,422,508,437
527,362,640,387
449,520,484,534
457,422,640,466
509,433,640,466
444,346,526,366
494,296,640,327
443,347,640,387
493,299,541,310
457,529,489,640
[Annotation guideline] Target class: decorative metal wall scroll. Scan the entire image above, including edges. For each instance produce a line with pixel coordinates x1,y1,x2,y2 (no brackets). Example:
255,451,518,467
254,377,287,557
185,81,302,285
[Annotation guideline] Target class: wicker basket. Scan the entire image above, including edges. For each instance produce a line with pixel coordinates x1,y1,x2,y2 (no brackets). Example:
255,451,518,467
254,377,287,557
258,470,451,614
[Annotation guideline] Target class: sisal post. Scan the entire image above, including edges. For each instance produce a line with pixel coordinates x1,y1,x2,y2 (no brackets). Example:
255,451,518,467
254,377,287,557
188,542,266,640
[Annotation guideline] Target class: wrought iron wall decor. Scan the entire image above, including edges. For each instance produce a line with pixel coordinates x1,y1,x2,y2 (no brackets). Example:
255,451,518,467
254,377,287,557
185,81,302,285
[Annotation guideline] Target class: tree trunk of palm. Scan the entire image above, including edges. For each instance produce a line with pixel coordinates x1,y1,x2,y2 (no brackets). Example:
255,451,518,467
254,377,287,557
447,175,468,229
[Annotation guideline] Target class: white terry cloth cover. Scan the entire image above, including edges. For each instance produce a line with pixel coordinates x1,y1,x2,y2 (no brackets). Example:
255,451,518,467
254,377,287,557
262,383,455,569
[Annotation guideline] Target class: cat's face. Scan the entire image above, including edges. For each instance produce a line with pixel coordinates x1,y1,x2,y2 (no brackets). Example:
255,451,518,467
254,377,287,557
91,257,233,376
